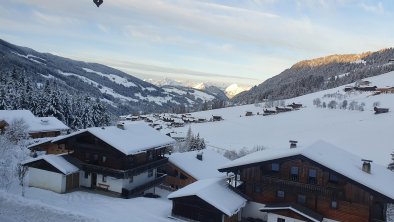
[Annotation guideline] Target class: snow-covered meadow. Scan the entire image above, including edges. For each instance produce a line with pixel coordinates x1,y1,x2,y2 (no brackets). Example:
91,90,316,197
172,71,394,166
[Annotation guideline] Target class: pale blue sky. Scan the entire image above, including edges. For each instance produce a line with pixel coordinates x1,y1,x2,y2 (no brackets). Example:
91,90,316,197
1,0,393,86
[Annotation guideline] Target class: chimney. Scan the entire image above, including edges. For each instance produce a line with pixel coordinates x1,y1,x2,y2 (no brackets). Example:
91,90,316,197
289,140,298,149
361,159,372,173
196,152,203,161
117,122,125,130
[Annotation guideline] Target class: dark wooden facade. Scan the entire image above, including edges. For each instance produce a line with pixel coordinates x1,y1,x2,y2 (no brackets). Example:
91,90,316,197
171,196,238,222
56,132,168,179
30,131,61,139
220,155,392,222
161,163,197,190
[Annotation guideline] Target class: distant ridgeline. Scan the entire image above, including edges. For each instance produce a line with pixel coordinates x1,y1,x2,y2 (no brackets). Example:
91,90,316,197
0,39,226,125
232,48,394,104
0,69,111,130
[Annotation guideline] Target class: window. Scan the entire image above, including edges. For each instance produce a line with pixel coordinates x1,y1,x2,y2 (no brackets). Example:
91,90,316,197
331,200,338,209
93,154,99,161
308,169,317,184
84,171,89,179
329,173,338,183
85,153,90,160
271,163,280,172
290,166,299,181
297,194,306,204
129,176,133,183
102,156,107,163
276,190,285,198
254,184,261,193
277,218,285,222
148,169,153,177
102,175,107,182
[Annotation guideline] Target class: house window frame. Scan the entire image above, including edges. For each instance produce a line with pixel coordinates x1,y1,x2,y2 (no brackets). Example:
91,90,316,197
290,166,299,181
84,171,89,179
102,175,107,182
331,200,338,209
254,184,262,193
102,156,107,163
277,218,285,222
271,163,280,172
297,194,306,204
308,169,317,184
276,190,285,198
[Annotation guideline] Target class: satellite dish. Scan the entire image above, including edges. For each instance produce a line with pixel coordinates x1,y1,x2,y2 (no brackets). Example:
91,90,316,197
93,0,103,7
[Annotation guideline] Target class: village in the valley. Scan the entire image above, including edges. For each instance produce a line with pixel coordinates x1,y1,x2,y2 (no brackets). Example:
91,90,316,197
1,72,394,222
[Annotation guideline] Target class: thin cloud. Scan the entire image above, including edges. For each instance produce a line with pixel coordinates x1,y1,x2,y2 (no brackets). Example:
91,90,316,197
360,2,385,14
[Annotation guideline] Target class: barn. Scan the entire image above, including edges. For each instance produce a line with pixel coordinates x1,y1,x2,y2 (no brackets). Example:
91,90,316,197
168,178,247,222
22,154,80,193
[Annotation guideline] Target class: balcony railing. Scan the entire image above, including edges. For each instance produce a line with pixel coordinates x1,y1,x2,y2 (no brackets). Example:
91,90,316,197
122,173,167,198
80,157,169,179
260,176,345,197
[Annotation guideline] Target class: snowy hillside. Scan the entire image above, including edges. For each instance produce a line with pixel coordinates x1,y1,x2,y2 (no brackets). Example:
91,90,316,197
170,71,394,166
0,39,223,116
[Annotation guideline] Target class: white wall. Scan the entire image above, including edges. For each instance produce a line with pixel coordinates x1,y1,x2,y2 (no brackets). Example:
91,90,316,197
79,170,91,188
122,169,157,191
242,202,267,221
267,213,306,222
28,167,66,193
96,174,124,193
78,169,158,194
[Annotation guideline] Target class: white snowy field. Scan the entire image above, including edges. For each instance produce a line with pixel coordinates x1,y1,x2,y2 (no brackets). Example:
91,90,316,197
1,185,174,222
173,71,394,166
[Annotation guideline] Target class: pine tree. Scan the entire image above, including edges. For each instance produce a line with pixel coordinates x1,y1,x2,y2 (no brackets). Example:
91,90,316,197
388,153,394,171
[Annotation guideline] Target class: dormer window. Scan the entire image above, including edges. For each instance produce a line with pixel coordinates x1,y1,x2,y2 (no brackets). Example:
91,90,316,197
271,163,280,172
290,166,299,181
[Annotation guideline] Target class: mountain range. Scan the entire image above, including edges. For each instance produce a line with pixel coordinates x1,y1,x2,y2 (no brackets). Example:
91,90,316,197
232,49,394,104
0,39,226,116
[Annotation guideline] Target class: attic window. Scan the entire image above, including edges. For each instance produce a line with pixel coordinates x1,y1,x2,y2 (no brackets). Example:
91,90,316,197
329,173,338,183
271,163,280,172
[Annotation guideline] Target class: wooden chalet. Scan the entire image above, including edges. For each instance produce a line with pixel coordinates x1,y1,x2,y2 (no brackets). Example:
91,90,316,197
212,115,223,121
25,122,175,198
354,86,377,92
168,178,247,222
276,107,292,113
287,103,303,109
374,107,389,114
376,87,394,94
245,111,253,116
162,150,229,190
0,110,69,138
218,141,394,222
263,109,276,116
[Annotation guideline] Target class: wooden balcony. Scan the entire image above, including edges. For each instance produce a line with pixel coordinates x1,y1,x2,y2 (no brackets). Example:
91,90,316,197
260,176,345,198
78,157,168,179
122,173,167,198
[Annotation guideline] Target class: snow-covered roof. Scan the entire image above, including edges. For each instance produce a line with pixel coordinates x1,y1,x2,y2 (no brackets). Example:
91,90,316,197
219,140,394,201
22,154,79,175
53,122,175,155
168,178,247,216
168,150,229,180
0,110,69,133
